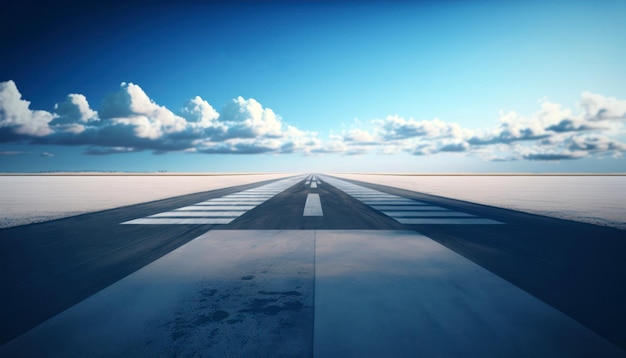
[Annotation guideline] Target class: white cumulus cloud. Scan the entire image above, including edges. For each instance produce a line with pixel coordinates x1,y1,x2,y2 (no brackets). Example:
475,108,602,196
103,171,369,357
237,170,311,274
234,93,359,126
1,79,625,163
580,91,626,121
100,82,187,140
218,96,283,139
0,80,54,138
375,115,462,140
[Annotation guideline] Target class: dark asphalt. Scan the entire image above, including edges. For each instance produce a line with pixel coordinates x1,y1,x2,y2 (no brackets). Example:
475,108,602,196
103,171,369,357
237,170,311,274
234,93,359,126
1,174,625,352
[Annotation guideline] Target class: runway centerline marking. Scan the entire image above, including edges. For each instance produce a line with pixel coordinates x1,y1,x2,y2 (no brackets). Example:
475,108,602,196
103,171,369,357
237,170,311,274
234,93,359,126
303,193,323,216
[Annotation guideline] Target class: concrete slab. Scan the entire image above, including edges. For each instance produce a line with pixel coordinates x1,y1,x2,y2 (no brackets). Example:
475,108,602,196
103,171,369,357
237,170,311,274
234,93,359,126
314,230,623,357
0,230,315,357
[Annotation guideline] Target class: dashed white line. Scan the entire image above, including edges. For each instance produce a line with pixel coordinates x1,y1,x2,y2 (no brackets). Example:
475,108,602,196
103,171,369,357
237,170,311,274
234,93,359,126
303,193,323,216
311,182,318,189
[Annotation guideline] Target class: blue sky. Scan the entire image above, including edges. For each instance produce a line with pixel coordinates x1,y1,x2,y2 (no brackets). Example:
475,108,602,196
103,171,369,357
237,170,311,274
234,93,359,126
1,0,625,172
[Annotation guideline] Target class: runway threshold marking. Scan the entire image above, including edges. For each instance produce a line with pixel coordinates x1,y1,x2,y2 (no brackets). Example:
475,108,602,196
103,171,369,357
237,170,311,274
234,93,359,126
320,176,504,225
303,193,323,216
121,175,305,225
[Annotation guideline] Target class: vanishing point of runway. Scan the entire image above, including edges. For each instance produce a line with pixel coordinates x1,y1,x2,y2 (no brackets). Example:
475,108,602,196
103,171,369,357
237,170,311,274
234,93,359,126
1,174,625,356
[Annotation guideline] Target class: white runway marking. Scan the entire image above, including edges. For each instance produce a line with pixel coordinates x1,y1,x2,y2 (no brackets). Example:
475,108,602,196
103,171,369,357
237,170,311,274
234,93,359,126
320,175,504,225
122,175,305,225
240,190,277,193
396,218,505,224
175,205,256,211
382,211,475,217
354,196,400,201
303,193,323,216
150,211,246,218
207,198,266,202
311,182,317,189
122,218,234,224
352,193,397,197
372,206,448,211
192,202,258,206
222,194,274,200
361,200,417,205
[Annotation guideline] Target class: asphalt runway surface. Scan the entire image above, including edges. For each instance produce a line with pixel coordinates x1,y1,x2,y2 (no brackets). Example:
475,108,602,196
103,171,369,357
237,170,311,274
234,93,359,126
1,174,625,356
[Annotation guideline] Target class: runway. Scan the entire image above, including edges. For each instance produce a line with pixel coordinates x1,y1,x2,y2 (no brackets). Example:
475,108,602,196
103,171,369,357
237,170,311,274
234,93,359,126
1,174,625,356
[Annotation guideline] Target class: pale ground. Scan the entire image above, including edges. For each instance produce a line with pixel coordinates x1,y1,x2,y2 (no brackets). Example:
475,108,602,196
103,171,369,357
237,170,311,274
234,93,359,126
0,174,294,228
333,174,626,230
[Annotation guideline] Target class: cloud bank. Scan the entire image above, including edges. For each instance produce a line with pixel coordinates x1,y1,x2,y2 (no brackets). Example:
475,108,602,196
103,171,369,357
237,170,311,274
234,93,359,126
1,80,625,162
